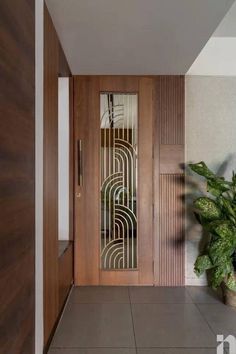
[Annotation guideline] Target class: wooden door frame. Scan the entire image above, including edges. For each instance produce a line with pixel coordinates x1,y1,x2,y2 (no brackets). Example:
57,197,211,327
73,76,154,285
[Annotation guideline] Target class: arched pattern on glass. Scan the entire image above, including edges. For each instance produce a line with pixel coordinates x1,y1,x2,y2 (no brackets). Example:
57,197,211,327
100,93,138,269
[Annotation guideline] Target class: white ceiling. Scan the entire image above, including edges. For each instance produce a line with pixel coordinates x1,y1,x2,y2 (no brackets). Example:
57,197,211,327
187,1,236,76
46,0,235,75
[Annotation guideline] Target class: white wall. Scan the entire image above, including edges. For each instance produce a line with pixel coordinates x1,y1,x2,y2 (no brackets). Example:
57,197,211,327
58,78,70,240
187,37,236,76
35,0,44,352
185,76,236,285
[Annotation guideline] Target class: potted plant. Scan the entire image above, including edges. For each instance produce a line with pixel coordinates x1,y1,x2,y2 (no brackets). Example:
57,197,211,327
189,161,236,307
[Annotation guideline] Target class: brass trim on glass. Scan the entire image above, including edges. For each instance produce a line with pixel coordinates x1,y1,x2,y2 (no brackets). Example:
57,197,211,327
100,93,138,270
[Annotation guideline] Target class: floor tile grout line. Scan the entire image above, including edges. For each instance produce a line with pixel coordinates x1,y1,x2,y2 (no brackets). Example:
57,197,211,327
185,286,221,305
50,346,137,349
51,285,74,342
69,301,214,305
187,288,219,336
129,283,138,354
128,287,138,354
51,287,225,352
69,302,131,304
127,301,194,304
69,302,195,305
185,286,196,303
51,345,218,348
195,303,218,338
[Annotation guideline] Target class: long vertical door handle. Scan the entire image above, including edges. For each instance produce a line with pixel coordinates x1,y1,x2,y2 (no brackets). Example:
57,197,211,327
77,139,83,186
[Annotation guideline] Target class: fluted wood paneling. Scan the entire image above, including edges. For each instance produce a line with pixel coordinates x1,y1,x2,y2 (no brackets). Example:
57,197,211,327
154,76,185,286
158,76,184,145
158,174,185,286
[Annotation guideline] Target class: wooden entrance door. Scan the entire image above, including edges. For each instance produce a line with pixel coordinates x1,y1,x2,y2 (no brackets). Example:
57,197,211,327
74,76,154,285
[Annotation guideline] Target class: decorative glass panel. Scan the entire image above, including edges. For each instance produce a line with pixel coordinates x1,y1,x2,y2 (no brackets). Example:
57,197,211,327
100,93,138,270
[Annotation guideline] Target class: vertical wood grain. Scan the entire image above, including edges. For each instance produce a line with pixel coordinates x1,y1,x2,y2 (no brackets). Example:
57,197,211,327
69,77,74,242
44,5,59,343
153,78,160,288
58,42,71,77
44,5,72,347
99,75,139,92
74,76,100,285
0,1,35,352
138,77,154,284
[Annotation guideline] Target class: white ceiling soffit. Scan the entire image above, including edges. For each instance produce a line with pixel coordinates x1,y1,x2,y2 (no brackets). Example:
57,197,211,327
187,1,236,76
46,0,235,75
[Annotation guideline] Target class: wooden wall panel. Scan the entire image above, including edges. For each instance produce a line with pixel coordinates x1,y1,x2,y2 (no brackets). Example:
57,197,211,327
158,76,184,145
69,77,74,241
44,5,59,344
158,175,185,286
74,76,100,285
99,75,139,92
44,4,72,347
154,76,185,286
59,42,71,77
0,0,35,352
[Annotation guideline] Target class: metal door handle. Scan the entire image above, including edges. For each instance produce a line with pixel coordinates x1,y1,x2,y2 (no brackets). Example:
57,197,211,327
77,139,83,186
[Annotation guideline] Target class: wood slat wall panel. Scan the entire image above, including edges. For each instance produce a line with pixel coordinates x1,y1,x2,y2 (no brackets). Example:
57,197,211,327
158,174,185,286
158,76,184,145
0,0,35,352
154,76,185,286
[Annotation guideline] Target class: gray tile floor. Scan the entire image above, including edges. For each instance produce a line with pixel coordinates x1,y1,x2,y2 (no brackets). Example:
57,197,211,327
49,286,236,354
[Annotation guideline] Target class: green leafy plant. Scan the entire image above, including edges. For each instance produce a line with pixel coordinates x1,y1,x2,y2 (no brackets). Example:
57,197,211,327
189,161,236,291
